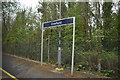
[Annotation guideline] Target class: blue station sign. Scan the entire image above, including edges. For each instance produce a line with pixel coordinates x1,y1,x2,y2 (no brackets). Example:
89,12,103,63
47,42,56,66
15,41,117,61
43,17,74,28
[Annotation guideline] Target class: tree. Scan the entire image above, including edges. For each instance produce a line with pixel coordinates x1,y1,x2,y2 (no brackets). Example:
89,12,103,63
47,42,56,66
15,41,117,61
2,1,18,41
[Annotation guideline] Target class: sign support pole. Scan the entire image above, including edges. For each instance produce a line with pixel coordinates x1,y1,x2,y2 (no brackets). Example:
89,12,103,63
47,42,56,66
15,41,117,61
71,17,75,75
42,17,75,73
41,23,43,65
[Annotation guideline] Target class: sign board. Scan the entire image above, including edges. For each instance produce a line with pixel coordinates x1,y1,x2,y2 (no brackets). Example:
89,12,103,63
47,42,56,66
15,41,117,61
43,17,74,28
41,17,75,75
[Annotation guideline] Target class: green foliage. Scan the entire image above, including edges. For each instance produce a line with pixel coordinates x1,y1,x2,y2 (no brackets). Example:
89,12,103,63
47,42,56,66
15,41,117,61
2,1,119,77
101,51,118,70
76,62,88,71
101,69,115,77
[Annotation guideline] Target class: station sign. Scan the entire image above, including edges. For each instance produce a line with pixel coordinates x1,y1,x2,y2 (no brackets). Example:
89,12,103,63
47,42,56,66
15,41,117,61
43,17,74,28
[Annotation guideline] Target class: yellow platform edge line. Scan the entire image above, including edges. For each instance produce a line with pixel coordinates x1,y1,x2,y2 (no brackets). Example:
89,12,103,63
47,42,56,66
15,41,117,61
0,67,19,80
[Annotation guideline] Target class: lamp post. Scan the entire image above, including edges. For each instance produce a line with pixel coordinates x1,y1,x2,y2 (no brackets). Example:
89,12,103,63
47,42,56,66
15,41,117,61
58,0,62,69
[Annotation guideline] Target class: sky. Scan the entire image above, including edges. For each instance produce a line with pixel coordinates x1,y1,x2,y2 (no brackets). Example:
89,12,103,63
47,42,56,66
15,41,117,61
18,0,39,9
18,0,119,13
18,0,119,8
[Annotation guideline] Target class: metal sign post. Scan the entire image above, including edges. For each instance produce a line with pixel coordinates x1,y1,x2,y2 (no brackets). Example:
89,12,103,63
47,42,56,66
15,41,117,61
41,24,43,65
71,17,75,75
41,17,75,75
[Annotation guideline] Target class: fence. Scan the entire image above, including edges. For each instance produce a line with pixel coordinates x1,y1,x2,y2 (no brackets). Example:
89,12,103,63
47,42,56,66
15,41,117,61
2,27,119,77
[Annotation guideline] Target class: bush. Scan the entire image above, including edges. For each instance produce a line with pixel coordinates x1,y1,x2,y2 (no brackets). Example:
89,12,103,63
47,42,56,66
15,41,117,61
101,51,118,70
101,69,115,77
76,62,88,71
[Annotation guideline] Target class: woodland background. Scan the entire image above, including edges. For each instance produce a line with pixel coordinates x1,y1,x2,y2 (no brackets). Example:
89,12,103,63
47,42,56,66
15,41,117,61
1,0,120,77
